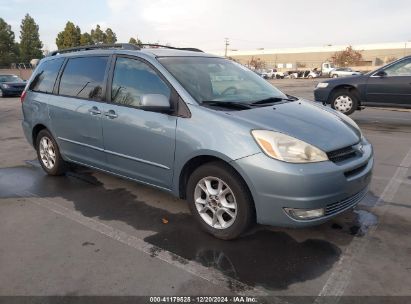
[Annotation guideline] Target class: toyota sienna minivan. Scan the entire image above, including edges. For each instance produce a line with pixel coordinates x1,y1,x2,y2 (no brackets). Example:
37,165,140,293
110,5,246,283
21,43,373,239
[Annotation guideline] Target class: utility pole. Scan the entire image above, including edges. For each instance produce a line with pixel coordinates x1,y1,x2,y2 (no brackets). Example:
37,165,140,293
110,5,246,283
224,38,230,57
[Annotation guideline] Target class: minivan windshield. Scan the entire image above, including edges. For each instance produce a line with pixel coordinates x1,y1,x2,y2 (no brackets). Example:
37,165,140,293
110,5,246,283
158,57,288,105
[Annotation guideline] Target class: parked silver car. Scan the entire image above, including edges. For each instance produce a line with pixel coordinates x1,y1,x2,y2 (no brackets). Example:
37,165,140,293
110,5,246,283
330,67,362,78
21,43,373,240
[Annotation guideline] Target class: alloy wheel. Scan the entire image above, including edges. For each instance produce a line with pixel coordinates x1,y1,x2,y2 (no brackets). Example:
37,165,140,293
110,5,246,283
194,176,237,229
39,136,56,169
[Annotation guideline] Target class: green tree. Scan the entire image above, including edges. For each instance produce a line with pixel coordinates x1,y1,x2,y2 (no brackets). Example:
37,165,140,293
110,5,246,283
104,28,117,44
90,24,106,44
19,14,43,62
128,37,142,47
80,32,93,45
55,21,81,49
0,18,17,66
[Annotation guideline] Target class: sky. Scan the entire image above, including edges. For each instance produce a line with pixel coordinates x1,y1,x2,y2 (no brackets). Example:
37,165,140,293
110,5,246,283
1,0,411,53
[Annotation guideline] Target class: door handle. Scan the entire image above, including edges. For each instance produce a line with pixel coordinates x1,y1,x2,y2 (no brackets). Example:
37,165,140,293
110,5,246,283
88,106,101,115
104,110,118,119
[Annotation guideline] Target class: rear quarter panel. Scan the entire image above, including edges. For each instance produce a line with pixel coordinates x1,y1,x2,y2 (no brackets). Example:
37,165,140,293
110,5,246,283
22,91,53,146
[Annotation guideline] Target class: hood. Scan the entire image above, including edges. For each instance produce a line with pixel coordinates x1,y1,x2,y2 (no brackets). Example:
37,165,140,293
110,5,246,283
1,81,26,87
324,74,366,84
228,100,361,152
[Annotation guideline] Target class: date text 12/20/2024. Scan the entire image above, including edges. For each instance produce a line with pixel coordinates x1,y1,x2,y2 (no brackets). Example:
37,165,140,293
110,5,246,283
149,296,258,303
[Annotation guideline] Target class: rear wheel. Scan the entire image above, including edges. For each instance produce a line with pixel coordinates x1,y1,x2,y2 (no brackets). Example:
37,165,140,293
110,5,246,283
186,162,254,240
36,129,68,175
332,74,338,78
330,89,358,115
0,89,3,98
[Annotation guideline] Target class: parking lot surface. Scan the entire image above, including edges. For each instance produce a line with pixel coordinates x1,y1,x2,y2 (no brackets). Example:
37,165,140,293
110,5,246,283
0,80,410,298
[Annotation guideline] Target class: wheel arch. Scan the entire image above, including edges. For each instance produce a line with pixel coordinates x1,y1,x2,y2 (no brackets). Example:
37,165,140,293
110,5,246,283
178,155,252,202
32,124,48,147
328,85,362,106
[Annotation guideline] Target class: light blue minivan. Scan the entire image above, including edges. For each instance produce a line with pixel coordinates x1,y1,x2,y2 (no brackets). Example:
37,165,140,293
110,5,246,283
21,44,373,239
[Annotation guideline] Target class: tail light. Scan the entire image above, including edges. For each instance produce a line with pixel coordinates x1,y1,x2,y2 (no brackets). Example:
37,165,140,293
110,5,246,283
20,90,27,103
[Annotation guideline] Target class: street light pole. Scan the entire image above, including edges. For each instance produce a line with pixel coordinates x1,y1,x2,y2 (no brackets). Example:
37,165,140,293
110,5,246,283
224,38,230,57
405,40,411,57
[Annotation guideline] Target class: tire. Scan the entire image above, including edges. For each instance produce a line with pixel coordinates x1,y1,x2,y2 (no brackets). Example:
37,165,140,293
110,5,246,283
36,129,68,175
332,74,338,78
186,161,254,240
330,89,358,115
308,75,313,79
0,89,3,98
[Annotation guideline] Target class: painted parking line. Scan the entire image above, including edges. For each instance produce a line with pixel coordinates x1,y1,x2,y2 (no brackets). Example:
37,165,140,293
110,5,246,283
315,147,411,302
11,189,279,299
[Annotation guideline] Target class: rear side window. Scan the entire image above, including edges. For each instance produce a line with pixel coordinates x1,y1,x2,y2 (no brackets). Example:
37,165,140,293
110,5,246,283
30,58,64,93
59,56,108,100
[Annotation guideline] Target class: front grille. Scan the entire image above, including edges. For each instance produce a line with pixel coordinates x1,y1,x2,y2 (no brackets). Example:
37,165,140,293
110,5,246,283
325,188,367,216
327,146,357,163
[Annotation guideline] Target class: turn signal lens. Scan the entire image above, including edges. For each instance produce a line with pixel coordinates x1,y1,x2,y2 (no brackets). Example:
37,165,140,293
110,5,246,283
284,208,325,220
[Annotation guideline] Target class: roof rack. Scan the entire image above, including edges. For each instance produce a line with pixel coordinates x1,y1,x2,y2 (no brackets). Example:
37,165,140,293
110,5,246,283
49,43,140,56
140,44,204,53
48,43,204,57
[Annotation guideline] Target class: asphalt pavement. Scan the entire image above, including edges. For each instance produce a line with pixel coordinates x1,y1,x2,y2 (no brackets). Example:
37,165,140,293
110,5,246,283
0,81,410,300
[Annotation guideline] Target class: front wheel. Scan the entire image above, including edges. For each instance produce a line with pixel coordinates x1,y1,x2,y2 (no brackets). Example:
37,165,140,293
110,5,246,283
330,89,358,115
36,129,68,175
332,74,338,78
186,162,254,240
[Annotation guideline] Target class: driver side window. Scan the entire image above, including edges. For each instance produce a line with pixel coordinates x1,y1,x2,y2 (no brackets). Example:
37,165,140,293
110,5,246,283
383,59,411,76
111,57,171,108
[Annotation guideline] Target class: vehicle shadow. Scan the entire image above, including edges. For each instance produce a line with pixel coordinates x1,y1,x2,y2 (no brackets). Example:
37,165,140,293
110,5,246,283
0,164,347,291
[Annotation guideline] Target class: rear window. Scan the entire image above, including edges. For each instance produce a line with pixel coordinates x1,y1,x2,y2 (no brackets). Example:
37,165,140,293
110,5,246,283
59,56,108,100
30,58,64,93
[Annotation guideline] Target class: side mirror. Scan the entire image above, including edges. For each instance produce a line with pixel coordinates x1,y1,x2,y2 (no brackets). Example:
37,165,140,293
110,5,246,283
140,94,171,112
375,70,387,77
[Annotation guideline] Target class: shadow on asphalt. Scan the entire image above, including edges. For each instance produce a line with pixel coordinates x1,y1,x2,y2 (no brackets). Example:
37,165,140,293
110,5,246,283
0,163,378,291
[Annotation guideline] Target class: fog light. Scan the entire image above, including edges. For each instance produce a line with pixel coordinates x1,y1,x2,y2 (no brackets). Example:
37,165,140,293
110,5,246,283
284,207,325,220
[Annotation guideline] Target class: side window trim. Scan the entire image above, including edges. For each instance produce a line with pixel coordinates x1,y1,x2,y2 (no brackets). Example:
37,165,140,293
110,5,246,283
29,57,65,94
55,55,112,102
107,54,179,113
371,58,411,77
53,57,68,95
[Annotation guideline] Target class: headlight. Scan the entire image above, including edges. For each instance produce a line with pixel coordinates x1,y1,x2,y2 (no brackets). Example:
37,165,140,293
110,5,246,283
1,84,10,88
316,82,329,88
251,130,328,163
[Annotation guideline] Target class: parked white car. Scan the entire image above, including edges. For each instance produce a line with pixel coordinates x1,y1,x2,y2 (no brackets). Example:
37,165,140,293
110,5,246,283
330,67,362,78
262,68,284,79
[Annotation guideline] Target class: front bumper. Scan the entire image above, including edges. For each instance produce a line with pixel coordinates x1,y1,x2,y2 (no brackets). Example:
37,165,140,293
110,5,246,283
1,87,24,96
314,88,332,103
232,142,373,227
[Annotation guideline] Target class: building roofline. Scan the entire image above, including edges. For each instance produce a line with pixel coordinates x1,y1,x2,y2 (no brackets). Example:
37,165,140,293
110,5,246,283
212,41,410,56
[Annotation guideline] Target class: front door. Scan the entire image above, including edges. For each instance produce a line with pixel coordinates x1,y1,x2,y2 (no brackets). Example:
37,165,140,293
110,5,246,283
366,58,411,106
101,56,177,190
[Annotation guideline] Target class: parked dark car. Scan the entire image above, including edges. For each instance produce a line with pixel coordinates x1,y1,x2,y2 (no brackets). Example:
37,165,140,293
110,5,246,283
0,74,26,97
314,56,411,115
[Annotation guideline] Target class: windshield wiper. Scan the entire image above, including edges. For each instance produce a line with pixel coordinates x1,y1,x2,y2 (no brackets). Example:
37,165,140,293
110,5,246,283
201,100,252,110
251,96,295,105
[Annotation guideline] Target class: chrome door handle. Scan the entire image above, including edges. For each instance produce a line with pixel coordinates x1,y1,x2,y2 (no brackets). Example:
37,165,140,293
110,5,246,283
88,107,101,115
104,110,118,119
